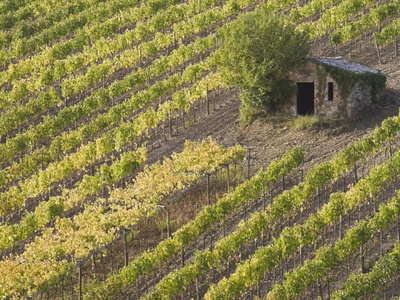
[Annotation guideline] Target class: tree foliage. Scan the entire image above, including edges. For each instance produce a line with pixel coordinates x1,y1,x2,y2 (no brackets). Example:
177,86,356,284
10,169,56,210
216,11,311,123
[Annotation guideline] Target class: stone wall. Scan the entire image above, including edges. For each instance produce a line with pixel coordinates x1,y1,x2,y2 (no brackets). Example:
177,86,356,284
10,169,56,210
283,60,372,118
345,82,372,118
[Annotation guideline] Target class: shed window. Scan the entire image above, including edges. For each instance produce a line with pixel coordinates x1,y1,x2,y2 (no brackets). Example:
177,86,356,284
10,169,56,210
328,82,334,101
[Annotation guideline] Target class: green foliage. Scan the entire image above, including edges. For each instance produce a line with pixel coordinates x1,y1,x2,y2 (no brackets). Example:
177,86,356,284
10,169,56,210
290,115,320,129
332,236,400,300
83,146,304,299
216,11,310,122
238,95,254,125
3,0,400,297
267,183,400,300
319,63,386,102
203,113,400,299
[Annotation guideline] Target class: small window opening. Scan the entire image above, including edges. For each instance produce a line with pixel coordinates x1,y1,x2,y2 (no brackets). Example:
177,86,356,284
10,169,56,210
328,82,334,101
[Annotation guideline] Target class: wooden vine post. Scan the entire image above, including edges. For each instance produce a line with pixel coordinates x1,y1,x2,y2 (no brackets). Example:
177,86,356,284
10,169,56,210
196,277,200,300
206,86,210,115
247,147,254,179
397,214,400,241
158,205,170,238
207,173,211,205
374,35,382,63
360,244,365,273
168,108,172,139
123,228,129,267
175,115,178,135
226,163,230,193
77,259,83,300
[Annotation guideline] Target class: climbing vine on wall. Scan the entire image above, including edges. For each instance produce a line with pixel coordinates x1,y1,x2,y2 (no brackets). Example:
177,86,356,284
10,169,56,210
318,63,386,103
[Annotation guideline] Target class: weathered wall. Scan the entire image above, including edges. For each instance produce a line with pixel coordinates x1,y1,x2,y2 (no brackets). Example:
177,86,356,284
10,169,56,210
283,60,372,118
345,82,372,118
284,60,342,116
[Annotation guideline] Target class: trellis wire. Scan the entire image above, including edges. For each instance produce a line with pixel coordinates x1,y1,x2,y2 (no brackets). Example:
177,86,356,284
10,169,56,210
27,154,246,299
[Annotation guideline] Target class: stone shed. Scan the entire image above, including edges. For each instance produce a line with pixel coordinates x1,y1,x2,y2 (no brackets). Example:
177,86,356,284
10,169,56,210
284,56,386,118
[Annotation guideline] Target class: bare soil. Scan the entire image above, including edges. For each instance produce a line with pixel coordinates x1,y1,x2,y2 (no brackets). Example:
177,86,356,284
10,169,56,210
9,11,400,298
148,85,400,181
147,32,400,175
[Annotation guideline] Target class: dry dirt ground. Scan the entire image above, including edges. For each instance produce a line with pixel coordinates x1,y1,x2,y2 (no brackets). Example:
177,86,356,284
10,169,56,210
147,36,400,174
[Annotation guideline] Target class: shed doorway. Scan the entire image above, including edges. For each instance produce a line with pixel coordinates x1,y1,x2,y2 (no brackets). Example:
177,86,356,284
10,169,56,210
297,82,315,115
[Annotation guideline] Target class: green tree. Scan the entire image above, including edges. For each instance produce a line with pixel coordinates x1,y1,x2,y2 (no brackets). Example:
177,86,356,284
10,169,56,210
216,12,311,124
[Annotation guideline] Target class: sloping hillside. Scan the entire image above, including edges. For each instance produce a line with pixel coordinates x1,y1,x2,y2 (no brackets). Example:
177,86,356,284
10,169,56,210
1,0,400,299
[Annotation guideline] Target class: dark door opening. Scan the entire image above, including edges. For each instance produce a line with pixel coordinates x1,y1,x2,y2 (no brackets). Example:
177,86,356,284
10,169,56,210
297,82,315,115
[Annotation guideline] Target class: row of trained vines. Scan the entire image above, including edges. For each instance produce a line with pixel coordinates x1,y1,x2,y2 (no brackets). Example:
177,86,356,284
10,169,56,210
0,0,276,227
28,112,400,299
137,112,400,300
0,0,298,270
1,0,400,298
0,0,271,295
0,139,246,299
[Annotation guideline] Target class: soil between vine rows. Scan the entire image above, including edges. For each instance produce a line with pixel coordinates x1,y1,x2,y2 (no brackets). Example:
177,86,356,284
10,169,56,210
19,58,400,298
6,3,400,298
112,35,400,296
104,132,400,300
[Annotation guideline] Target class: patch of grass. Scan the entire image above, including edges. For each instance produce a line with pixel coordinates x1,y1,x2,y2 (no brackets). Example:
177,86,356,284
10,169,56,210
290,115,323,129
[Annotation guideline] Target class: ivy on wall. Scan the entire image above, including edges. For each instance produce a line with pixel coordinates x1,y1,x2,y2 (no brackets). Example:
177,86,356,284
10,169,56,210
317,63,386,102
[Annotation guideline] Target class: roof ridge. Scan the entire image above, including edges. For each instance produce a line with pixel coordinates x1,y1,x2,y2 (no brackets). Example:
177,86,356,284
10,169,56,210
305,56,384,75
